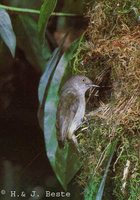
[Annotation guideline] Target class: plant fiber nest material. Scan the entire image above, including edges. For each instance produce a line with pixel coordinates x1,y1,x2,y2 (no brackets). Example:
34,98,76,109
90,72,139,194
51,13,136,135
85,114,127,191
75,2,140,199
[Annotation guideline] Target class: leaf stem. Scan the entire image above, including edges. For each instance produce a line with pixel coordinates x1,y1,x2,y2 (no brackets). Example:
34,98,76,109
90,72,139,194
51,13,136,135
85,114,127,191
0,4,81,17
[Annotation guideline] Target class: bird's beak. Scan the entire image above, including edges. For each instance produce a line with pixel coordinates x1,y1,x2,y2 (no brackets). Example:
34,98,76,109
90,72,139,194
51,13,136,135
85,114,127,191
89,84,100,88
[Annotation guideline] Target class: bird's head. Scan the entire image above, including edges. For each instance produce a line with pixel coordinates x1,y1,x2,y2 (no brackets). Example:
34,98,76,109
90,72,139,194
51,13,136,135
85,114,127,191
62,75,99,94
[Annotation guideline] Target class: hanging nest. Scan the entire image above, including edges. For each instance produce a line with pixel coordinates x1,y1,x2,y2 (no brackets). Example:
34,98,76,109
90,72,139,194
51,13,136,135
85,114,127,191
73,1,140,199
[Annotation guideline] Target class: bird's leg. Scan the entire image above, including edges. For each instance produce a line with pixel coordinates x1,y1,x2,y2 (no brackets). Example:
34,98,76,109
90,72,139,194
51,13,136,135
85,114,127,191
83,116,90,127
75,117,90,132
71,134,78,146
72,117,90,142
85,107,102,118
68,118,90,146
68,129,78,146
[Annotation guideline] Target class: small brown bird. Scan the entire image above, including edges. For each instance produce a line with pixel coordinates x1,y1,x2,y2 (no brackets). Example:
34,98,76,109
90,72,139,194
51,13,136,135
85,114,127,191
56,75,99,145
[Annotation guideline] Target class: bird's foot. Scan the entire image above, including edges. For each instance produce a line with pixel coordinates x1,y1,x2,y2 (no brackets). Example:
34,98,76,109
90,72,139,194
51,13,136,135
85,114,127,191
71,134,78,146
85,107,103,118
74,117,89,132
82,116,90,127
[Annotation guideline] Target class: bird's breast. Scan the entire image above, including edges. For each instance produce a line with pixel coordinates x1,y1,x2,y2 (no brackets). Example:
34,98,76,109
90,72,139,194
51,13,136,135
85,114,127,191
68,97,85,139
75,97,85,124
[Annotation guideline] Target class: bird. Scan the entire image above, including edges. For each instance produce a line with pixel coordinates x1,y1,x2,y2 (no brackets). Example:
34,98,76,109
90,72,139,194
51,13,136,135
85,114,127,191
56,75,99,145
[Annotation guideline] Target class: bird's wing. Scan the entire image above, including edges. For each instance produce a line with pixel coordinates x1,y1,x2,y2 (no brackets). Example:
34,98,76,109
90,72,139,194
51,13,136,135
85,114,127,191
56,91,79,142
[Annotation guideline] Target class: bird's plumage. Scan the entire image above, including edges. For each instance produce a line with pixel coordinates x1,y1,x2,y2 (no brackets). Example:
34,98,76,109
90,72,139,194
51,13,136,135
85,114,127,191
56,75,98,145
57,90,79,142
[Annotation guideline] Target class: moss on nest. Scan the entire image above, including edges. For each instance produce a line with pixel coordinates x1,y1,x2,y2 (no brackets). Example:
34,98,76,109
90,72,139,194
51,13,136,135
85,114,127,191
73,1,140,199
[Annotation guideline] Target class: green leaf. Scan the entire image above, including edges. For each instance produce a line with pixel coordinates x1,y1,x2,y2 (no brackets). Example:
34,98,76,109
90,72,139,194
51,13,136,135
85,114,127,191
38,34,68,129
84,140,118,200
39,38,82,189
0,9,16,57
13,15,51,72
38,0,57,42
38,47,62,129
95,141,117,200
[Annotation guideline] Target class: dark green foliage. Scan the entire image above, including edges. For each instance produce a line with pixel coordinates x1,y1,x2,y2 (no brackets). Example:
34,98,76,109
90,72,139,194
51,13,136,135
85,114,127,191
13,15,51,72
38,0,57,42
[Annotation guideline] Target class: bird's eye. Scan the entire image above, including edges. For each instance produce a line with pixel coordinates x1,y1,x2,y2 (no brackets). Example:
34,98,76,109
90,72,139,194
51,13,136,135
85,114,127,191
82,79,85,82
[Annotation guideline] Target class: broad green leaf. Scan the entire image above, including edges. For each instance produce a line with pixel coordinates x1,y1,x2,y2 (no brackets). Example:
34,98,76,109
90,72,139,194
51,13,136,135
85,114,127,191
38,0,57,42
38,48,61,105
38,33,68,104
13,15,51,72
39,38,82,189
38,33,68,129
38,48,62,129
0,9,16,57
